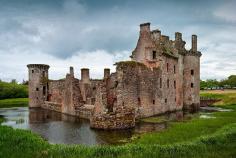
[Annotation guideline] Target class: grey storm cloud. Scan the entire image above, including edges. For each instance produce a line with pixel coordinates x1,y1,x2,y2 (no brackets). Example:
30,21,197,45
0,0,236,81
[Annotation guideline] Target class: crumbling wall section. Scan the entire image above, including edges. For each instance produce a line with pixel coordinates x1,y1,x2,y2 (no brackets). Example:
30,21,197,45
48,80,65,105
62,74,84,115
90,66,136,129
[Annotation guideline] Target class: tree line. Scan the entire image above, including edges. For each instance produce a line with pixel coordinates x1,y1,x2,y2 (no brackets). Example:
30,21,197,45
0,80,28,99
201,75,236,90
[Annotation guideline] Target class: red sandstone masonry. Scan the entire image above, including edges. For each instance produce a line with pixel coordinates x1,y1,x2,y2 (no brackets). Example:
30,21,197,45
27,22,201,129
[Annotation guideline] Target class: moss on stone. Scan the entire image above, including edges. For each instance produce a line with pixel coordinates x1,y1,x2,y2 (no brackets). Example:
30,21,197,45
162,47,178,59
115,61,146,69
40,77,49,85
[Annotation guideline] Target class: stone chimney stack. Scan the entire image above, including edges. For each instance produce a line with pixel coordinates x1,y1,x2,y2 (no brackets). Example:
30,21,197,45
175,32,182,41
104,68,110,79
192,35,197,52
81,68,90,84
151,29,161,41
140,22,151,33
161,35,169,43
70,66,74,77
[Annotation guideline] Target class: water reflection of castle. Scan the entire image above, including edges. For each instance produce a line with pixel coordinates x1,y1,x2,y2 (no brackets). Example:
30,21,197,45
29,108,86,123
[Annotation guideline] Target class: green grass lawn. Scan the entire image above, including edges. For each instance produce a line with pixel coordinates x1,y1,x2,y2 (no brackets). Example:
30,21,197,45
0,90,236,157
0,121,236,158
133,109,236,145
0,98,28,108
133,90,236,145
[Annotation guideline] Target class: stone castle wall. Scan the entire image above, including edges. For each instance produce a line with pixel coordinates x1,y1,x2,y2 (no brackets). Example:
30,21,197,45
183,53,201,110
48,79,65,105
27,22,201,130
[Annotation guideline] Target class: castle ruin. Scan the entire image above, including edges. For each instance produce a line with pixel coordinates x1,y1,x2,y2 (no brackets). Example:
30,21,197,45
27,22,201,129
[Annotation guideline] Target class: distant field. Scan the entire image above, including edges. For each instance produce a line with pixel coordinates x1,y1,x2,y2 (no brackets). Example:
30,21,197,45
200,89,236,106
0,98,28,108
201,89,236,94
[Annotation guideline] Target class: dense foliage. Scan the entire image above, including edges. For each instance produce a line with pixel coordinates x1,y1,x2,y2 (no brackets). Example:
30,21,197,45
200,75,236,90
0,80,28,99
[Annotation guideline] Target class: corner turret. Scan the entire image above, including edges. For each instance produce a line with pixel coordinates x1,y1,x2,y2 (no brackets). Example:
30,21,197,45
27,64,50,108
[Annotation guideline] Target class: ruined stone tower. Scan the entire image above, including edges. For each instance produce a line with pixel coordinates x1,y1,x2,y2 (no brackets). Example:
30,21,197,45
183,35,201,110
131,22,201,111
27,64,50,108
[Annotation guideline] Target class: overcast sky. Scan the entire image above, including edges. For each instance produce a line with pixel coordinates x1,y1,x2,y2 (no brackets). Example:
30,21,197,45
0,0,236,82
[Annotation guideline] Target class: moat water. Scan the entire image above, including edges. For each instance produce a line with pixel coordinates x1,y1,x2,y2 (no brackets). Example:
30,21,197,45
0,107,219,145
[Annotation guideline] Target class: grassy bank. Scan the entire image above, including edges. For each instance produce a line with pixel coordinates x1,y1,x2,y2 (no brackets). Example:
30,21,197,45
0,98,28,108
134,109,236,145
0,122,236,158
132,90,236,145
0,90,236,157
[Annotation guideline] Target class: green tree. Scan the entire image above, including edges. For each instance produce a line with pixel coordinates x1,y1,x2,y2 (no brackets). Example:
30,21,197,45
0,80,28,99
200,80,207,90
227,75,236,88
205,79,219,89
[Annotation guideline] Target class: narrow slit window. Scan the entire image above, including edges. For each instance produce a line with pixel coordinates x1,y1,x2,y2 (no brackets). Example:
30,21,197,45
191,69,194,75
152,51,157,59
191,83,194,88
160,78,162,88
153,100,155,104
174,80,176,89
43,86,46,95
167,79,169,88
36,88,39,91
138,97,141,106
165,98,167,103
32,70,34,73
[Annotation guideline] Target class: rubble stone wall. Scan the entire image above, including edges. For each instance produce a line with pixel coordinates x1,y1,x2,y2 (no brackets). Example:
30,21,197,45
48,80,65,105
